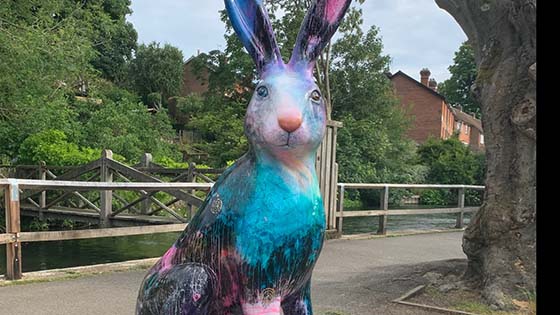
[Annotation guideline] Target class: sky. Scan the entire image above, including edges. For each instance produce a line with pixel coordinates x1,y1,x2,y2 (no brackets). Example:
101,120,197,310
127,0,467,82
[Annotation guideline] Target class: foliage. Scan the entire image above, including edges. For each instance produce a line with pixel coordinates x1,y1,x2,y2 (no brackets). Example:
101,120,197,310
419,189,449,206
59,0,138,83
0,0,96,159
18,130,101,166
187,96,248,167
417,135,485,206
127,42,184,106
465,189,483,206
417,135,485,185
79,92,178,163
438,42,481,118
0,2,181,165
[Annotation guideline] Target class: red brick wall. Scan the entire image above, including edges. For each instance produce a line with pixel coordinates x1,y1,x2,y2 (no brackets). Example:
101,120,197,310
181,61,209,96
441,103,455,140
469,128,484,152
391,74,444,144
456,120,471,144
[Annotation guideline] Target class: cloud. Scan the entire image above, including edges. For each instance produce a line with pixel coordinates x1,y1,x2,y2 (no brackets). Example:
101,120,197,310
127,0,467,81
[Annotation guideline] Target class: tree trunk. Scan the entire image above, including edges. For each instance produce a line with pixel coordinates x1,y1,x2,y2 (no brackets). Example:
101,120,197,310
434,0,536,309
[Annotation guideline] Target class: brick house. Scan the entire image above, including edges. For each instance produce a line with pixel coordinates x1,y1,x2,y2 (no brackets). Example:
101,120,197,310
181,55,210,96
167,56,210,126
388,68,484,152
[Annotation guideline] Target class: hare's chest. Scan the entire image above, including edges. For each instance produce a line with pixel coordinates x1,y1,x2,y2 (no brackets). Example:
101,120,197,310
232,186,325,268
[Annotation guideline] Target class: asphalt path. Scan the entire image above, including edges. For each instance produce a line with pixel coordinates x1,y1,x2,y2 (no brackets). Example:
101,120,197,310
0,232,466,315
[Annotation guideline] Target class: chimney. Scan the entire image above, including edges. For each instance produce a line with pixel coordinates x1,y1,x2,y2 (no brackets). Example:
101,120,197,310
429,78,438,91
420,68,431,86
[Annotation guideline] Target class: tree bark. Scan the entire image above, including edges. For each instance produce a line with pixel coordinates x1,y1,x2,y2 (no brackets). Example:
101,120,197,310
434,0,536,309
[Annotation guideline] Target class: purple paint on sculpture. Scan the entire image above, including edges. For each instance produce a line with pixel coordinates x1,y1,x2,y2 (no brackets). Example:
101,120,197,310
135,1,352,314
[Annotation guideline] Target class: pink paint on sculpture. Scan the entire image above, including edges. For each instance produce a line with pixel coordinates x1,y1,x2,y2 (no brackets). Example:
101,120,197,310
159,246,177,272
326,0,348,23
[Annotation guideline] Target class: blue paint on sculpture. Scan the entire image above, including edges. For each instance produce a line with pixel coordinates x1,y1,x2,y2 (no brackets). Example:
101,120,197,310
136,0,351,314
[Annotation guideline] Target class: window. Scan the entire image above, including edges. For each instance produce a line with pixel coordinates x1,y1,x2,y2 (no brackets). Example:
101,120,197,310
480,134,484,145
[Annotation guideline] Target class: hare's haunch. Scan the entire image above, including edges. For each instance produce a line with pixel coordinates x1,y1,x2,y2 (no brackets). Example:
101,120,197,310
136,1,351,314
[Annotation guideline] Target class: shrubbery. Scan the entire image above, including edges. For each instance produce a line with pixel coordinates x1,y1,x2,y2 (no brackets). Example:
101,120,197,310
417,135,485,206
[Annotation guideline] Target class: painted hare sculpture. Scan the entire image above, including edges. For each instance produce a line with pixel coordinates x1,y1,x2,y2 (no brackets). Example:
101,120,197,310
136,0,351,314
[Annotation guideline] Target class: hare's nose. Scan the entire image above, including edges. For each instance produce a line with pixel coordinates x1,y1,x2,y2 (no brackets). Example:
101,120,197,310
278,111,302,133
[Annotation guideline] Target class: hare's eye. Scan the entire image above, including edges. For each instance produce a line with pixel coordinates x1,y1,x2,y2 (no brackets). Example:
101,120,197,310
311,90,321,102
256,86,268,98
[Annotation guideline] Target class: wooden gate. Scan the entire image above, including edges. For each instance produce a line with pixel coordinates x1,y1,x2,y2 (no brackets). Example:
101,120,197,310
315,120,341,232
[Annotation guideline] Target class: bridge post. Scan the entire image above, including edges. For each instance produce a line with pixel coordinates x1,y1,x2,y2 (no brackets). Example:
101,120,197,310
100,150,113,227
455,187,465,228
39,161,47,220
186,162,196,220
377,186,389,235
140,153,153,214
336,184,345,235
5,181,22,280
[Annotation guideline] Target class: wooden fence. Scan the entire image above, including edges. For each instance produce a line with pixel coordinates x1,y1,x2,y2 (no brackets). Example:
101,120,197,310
336,183,485,235
1,179,485,280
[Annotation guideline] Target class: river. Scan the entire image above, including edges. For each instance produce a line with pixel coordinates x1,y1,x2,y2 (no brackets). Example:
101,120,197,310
0,210,472,275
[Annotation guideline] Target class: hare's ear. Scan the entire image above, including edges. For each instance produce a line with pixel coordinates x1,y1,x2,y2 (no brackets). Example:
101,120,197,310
289,0,352,74
224,0,283,74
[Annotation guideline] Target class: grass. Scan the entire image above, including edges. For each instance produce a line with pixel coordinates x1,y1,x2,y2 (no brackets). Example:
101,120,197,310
413,285,536,315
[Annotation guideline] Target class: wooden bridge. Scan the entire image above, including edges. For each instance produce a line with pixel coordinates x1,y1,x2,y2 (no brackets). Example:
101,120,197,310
0,150,220,228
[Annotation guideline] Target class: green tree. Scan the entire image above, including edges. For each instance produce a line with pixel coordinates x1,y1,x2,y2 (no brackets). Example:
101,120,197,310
128,42,185,106
56,0,138,83
187,96,248,167
438,42,481,118
0,0,95,159
78,82,179,163
0,1,180,164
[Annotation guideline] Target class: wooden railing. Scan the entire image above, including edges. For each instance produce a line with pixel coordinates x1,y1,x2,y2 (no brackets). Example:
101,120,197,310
1,179,485,281
336,183,485,235
0,150,223,227
0,178,213,280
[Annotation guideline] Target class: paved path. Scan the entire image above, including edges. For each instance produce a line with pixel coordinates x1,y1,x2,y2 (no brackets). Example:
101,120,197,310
0,232,466,315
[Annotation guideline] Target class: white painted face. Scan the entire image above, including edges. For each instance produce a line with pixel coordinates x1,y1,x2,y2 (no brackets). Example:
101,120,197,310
244,68,327,159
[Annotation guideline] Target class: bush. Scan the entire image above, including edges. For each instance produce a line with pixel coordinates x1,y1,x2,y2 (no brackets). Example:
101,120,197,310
420,189,448,206
465,189,484,206
417,135,485,186
18,130,100,166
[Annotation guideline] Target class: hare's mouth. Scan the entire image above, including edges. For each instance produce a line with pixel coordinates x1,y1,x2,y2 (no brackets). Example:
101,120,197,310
278,133,293,147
